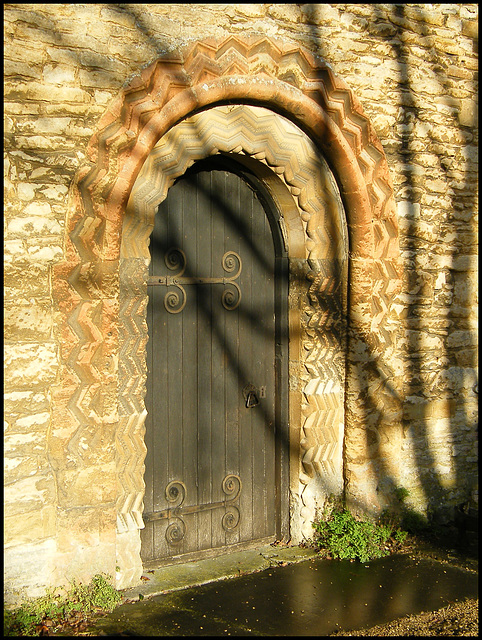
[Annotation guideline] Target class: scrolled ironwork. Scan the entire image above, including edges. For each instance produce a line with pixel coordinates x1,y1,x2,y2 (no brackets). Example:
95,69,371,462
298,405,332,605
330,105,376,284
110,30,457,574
148,249,242,312
165,518,186,544
163,285,186,313
222,507,240,531
222,250,242,279
222,474,242,500
221,282,241,311
144,475,242,536
165,247,186,275
165,480,186,506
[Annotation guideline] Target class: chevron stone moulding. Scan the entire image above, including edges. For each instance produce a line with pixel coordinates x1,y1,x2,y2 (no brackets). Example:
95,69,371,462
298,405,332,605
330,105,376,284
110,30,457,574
53,36,402,584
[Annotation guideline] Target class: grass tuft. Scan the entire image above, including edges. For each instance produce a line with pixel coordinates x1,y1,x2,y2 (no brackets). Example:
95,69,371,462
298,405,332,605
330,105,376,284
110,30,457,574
311,500,408,563
4,573,121,636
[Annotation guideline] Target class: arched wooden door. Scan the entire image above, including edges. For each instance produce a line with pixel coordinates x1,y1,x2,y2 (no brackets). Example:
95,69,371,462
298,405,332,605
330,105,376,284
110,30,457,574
141,158,287,564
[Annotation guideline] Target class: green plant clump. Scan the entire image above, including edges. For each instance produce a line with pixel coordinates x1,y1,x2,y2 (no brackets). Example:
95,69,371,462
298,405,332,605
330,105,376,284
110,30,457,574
4,573,121,637
312,504,408,563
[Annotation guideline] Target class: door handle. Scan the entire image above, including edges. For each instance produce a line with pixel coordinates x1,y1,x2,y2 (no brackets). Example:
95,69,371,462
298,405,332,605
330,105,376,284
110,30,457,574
243,383,260,408
246,390,259,408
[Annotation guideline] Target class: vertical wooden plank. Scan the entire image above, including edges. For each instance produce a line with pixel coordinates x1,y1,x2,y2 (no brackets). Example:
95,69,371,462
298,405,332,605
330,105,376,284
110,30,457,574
267,207,277,537
250,182,264,541
145,198,173,560
250,187,264,541
237,174,255,544
248,185,277,541
167,183,184,479
162,183,188,557
259,195,276,537
209,170,227,548
196,170,213,551
223,171,242,547
179,174,199,555
150,283,166,556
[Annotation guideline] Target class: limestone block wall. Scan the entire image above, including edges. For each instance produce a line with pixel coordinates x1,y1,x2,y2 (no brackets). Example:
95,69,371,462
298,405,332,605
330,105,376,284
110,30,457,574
4,3,478,602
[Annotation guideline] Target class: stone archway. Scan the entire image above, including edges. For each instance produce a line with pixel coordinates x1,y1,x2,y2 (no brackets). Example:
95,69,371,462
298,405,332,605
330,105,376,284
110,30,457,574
52,36,401,589
121,103,348,552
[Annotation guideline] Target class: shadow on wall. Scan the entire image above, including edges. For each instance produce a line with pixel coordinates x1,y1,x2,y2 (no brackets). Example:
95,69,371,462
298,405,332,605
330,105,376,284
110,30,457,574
77,2,480,522
305,3,478,524
10,4,476,533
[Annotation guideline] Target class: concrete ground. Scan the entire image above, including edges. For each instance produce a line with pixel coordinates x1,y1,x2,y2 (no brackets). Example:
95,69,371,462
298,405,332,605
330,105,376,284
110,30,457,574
124,544,318,601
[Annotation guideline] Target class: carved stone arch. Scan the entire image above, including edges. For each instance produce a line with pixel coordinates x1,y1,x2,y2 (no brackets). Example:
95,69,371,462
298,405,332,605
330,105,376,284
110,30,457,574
120,103,348,546
52,36,402,590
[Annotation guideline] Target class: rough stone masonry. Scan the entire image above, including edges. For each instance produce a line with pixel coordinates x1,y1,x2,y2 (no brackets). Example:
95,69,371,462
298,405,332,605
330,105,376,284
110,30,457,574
4,4,478,603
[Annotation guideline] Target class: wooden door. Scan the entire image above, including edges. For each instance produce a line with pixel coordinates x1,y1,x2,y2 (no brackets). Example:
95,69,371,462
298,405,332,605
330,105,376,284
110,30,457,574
141,161,282,564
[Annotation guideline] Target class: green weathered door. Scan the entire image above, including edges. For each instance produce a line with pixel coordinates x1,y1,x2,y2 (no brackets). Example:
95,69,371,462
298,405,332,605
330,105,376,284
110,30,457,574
142,162,282,563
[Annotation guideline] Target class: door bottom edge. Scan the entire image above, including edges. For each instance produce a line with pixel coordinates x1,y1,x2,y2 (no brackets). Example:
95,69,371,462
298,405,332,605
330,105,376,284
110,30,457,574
141,535,278,572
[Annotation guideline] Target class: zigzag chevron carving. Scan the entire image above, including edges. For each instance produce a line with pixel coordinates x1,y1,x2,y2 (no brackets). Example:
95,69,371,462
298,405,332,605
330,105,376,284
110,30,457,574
125,105,347,258
54,36,401,552
84,36,397,250
116,258,148,532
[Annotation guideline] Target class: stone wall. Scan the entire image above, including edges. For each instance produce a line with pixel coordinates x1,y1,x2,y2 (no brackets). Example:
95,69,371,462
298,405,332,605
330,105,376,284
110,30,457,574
4,3,478,603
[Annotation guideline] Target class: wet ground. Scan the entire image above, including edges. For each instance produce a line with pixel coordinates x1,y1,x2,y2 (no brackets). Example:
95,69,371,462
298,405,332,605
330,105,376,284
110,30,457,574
84,539,478,637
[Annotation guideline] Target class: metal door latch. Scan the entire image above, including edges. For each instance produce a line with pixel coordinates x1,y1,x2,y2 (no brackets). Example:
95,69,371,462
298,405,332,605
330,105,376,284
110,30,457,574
243,383,263,408
246,390,259,408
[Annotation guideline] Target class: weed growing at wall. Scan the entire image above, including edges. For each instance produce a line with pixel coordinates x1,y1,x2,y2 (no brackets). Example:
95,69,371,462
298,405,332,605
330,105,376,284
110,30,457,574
311,500,408,563
4,574,121,636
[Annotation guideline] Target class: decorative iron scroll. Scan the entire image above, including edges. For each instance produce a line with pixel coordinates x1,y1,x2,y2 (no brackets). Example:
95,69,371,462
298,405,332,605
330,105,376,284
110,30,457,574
143,474,242,544
148,248,242,313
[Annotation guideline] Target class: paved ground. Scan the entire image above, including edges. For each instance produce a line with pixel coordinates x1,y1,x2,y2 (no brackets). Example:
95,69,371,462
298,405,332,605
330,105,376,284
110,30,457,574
83,542,478,636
